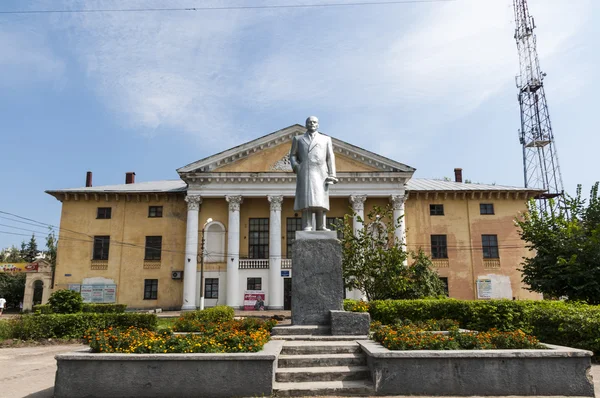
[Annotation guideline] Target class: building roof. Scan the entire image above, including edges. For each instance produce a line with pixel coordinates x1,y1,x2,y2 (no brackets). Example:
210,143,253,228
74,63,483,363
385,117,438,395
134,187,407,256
46,178,541,197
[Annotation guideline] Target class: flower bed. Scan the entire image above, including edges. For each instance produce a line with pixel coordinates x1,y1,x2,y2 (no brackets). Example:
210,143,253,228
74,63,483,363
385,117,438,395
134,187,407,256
86,318,276,354
372,320,544,351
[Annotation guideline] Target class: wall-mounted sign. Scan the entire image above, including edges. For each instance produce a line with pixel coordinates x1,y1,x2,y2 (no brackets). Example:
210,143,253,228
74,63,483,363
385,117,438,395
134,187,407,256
243,290,265,311
80,284,117,303
68,284,81,293
476,279,493,299
281,270,290,277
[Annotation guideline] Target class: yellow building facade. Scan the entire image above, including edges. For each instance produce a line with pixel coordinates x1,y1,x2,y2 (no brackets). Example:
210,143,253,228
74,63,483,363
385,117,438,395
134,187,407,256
47,125,542,310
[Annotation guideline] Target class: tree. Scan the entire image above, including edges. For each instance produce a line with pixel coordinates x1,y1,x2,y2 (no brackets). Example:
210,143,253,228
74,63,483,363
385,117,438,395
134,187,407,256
1,246,23,262
0,273,26,308
22,234,38,263
516,182,600,304
339,205,446,300
45,229,57,269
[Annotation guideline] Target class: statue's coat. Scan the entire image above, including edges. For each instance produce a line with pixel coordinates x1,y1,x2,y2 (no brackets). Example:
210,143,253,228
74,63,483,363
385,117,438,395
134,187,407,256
290,131,336,211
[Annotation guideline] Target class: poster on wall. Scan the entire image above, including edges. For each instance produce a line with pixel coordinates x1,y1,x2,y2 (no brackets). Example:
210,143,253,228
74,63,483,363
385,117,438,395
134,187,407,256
243,291,266,311
0,263,38,272
80,284,116,303
476,279,493,299
68,284,81,293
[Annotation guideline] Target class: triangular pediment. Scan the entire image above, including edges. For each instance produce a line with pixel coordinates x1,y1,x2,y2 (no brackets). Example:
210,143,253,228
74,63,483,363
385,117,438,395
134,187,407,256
177,124,415,175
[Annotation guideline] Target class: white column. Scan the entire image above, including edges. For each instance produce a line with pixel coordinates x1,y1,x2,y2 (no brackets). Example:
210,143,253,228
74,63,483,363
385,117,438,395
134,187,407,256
349,195,367,235
226,195,243,308
391,194,408,265
182,195,201,311
268,195,284,310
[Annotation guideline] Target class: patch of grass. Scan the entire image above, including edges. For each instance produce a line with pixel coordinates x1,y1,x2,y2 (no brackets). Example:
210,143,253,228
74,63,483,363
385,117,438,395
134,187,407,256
156,317,177,332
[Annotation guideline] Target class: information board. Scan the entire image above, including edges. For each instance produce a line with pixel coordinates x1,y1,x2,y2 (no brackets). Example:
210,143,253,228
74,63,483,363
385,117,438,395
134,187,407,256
80,284,117,303
476,279,493,299
243,290,265,311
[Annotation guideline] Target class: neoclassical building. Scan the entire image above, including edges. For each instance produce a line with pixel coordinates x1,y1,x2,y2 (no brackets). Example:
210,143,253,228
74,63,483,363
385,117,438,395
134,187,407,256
47,124,542,310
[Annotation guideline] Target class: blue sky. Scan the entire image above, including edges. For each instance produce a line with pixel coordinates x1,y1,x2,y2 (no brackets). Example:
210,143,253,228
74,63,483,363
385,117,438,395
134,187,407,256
0,0,597,250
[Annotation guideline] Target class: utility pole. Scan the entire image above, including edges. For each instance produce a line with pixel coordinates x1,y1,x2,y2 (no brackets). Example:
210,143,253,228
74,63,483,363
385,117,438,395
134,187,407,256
513,0,564,215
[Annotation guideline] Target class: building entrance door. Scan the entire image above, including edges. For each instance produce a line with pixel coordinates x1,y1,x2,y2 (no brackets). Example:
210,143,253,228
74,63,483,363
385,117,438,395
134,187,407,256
283,277,292,310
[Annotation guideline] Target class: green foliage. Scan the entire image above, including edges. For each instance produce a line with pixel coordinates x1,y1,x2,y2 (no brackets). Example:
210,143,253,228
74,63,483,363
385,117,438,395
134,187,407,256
33,304,53,314
0,246,24,262
372,323,543,351
339,206,444,300
0,272,26,307
47,289,84,314
516,183,600,304
45,229,57,274
7,313,157,340
21,235,38,263
347,299,600,355
81,304,127,313
0,320,12,341
173,306,235,331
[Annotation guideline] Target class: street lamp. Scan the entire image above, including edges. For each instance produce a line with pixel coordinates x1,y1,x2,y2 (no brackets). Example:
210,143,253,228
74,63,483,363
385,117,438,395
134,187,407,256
199,218,213,310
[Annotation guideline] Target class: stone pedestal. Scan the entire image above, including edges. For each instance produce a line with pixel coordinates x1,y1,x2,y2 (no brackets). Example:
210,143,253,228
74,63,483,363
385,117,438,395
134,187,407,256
291,231,344,325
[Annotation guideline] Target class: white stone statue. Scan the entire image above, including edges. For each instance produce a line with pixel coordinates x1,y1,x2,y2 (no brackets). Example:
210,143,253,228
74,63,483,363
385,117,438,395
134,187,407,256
290,116,338,231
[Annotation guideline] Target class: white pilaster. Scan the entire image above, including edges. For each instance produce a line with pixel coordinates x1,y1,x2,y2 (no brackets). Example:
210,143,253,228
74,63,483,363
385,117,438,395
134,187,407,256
391,194,408,265
226,195,243,307
268,195,284,310
182,195,201,310
349,195,367,235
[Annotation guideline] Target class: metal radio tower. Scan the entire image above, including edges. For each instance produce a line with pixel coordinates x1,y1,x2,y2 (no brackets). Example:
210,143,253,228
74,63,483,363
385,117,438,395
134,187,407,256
513,0,564,214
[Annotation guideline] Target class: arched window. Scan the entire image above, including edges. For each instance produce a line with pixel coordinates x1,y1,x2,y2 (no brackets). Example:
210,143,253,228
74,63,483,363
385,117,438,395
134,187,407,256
204,221,226,263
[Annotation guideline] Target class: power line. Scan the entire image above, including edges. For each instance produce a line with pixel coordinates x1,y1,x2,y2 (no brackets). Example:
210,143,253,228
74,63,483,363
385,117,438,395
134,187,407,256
0,0,456,15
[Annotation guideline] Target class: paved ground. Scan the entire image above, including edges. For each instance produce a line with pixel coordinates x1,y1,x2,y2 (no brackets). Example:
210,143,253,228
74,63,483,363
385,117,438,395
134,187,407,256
0,342,597,398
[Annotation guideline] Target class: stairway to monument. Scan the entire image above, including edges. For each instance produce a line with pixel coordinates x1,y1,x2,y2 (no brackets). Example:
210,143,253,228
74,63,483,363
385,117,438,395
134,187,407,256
272,325,374,397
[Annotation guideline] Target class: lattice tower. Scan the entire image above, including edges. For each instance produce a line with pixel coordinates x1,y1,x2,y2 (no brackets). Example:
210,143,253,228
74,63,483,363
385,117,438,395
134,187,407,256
513,0,564,214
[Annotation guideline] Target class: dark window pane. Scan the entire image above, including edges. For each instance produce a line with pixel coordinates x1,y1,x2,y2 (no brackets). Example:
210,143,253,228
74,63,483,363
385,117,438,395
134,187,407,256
480,203,494,215
97,207,112,219
148,206,163,218
286,218,303,259
145,236,162,260
93,236,110,260
248,218,269,259
205,278,219,299
482,234,499,258
431,235,448,259
247,277,262,290
430,204,444,216
144,279,158,300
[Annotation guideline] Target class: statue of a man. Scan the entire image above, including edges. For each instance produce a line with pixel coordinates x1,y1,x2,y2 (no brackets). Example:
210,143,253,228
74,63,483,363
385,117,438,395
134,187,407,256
290,116,338,231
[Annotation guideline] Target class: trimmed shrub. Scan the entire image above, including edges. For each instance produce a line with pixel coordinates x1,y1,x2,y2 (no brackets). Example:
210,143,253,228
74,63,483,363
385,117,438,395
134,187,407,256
33,304,53,314
175,306,234,330
81,304,127,313
347,299,600,355
48,289,83,314
8,313,157,340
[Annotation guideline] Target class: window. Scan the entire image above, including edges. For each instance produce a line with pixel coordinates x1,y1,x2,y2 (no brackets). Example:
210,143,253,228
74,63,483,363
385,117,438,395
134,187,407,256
144,279,158,300
145,236,162,260
205,278,219,299
97,207,112,219
439,277,449,297
286,218,303,258
480,203,495,215
431,235,448,259
92,236,110,260
482,234,499,258
326,217,344,240
247,277,262,290
249,218,269,259
430,204,444,216
148,206,163,218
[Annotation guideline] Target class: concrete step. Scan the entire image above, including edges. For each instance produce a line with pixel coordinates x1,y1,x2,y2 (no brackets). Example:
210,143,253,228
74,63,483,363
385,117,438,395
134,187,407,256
281,341,362,355
271,325,331,336
278,353,366,368
275,366,370,383
273,380,375,397
272,335,367,341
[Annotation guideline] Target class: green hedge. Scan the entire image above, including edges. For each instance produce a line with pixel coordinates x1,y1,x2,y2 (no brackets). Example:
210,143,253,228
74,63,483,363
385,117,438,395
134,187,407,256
81,304,127,313
32,303,127,314
178,306,235,323
345,299,600,355
7,313,157,340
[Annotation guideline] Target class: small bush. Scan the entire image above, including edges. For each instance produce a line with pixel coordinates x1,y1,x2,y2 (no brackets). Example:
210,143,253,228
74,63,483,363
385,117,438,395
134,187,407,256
48,289,83,314
343,299,369,313
0,320,12,341
8,313,157,340
33,304,53,314
174,306,234,331
81,304,127,313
